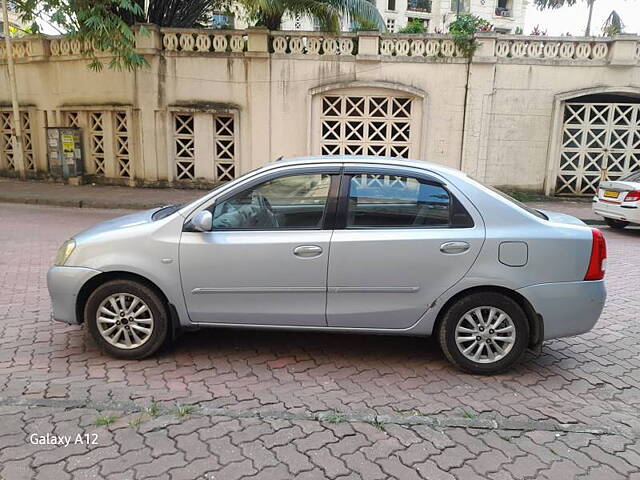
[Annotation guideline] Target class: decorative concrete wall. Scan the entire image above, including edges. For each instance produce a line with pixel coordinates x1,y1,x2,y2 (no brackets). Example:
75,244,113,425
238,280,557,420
1,27,639,195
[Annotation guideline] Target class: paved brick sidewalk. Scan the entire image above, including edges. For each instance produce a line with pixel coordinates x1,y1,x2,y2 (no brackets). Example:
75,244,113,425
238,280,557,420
1,203,638,479
0,177,602,224
0,178,202,210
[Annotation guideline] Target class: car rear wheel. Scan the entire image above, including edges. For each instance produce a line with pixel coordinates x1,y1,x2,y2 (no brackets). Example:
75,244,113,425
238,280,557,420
438,292,529,374
85,279,169,359
604,217,628,229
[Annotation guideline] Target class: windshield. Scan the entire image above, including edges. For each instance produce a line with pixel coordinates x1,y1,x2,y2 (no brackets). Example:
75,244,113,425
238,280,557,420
484,186,548,220
152,204,183,220
619,171,640,183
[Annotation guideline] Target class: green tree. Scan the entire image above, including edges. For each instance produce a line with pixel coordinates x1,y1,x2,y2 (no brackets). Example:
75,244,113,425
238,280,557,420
398,19,425,34
241,0,384,32
602,10,624,36
448,13,492,57
532,0,595,36
12,0,228,70
14,0,148,70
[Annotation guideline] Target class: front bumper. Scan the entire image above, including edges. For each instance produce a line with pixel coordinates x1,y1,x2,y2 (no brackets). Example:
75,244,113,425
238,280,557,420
47,266,102,324
517,280,606,340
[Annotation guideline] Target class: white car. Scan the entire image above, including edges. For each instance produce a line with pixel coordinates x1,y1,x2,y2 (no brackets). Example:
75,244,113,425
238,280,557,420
593,171,640,229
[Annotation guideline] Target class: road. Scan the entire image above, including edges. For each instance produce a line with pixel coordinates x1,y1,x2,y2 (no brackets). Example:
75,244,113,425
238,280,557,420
1,203,639,479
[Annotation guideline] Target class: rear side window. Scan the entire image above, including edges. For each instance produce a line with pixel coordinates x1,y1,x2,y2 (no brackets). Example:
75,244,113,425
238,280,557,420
346,174,472,228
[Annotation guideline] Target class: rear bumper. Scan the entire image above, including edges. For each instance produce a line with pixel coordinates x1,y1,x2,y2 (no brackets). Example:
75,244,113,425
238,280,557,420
593,198,640,224
47,266,102,324
517,280,606,340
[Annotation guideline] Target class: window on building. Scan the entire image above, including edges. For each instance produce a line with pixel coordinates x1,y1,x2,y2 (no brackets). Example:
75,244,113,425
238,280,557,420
386,17,396,32
450,0,470,13
387,0,396,11
407,0,432,13
212,174,332,230
212,12,234,29
496,0,513,17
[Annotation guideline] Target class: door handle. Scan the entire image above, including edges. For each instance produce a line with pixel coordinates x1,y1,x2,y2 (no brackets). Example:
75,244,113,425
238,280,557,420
440,241,470,254
293,245,323,258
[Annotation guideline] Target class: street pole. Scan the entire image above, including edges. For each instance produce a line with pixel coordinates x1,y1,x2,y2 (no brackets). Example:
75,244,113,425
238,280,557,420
1,0,26,179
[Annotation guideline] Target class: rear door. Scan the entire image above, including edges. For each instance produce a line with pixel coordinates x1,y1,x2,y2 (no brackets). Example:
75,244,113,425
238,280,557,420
326,165,485,329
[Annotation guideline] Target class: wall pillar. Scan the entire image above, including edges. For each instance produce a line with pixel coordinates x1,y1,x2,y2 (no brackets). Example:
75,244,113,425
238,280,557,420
245,28,271,172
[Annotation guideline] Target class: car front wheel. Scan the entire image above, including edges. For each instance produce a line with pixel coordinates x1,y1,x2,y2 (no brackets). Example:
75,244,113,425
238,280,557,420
604,217,628,229
438,292,529,374
85,279,169,359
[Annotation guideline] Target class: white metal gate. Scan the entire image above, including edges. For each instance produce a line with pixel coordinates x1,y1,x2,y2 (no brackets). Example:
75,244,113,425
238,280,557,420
556,102,640,195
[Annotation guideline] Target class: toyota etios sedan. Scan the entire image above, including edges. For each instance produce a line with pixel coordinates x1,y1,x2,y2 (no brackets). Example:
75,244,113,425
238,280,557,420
48,156,607,374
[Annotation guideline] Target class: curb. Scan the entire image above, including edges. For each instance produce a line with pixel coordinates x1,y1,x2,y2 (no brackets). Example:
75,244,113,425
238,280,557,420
0,196,164,211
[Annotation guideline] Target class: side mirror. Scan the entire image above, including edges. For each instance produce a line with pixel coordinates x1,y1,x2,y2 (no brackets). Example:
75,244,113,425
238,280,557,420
190,210,213,232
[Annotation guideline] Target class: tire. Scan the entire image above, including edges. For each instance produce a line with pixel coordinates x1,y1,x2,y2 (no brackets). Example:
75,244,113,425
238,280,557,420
438,292,529,375
85,279,169,359
604,217,628,229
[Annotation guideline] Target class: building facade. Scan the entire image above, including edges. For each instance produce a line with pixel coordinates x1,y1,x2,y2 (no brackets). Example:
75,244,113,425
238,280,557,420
371,0,528,34
1,27,639,196
276,0,528,34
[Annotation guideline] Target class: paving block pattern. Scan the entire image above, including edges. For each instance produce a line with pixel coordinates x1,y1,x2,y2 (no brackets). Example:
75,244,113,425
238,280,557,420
1,203,639,479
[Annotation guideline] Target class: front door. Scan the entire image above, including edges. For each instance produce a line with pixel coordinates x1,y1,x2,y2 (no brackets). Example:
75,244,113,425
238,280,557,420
327,168,485,329
180,168,338,326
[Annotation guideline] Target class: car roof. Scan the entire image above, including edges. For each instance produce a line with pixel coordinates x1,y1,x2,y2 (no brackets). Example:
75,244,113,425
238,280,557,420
262,155,468,179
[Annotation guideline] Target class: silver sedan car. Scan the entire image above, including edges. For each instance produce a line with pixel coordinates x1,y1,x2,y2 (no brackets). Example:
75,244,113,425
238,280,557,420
47,156,607,374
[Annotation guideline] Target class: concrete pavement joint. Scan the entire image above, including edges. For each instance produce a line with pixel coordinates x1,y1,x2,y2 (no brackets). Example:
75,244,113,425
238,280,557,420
0,396,635,439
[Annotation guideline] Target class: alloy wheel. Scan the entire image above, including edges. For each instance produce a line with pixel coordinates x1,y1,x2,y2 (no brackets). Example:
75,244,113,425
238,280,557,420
454,306,516,364
96,293,154,349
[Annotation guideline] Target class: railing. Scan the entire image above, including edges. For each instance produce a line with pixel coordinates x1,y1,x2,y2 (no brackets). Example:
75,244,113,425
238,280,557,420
0,39,32,60
494,37,610,60
1,29,639,65
48,36,92,56
270,31,357,56
160,28,247,53
379,35,463,57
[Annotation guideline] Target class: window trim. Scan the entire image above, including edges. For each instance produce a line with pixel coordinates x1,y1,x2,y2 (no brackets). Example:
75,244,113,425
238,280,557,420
336,169,473,230
208,170,341,232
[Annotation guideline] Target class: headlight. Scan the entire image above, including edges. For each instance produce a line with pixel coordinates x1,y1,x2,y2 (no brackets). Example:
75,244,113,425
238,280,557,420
54,239,76,266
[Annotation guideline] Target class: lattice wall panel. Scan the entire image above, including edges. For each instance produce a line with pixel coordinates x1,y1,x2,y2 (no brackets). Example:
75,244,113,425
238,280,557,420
0,111,35,171
22,112,35,171
214,114,236,182
89,112,106,175
64,111,80,128
557,102,640,195
320,95,413,159
114,111,131,178
174,114,195,180
0,112,15,171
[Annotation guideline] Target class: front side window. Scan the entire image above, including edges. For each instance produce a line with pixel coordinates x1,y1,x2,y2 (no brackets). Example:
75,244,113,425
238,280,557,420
212,173,331,230
346,174,452,227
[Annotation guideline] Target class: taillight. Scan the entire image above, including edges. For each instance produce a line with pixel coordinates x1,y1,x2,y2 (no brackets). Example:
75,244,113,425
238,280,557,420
623,190,640,202
584,228,607,281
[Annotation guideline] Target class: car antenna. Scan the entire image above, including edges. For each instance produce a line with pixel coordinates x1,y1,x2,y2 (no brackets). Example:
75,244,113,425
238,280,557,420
273,155,284,162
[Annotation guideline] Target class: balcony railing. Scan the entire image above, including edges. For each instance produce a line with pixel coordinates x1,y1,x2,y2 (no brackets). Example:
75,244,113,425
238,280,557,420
407,0,432,13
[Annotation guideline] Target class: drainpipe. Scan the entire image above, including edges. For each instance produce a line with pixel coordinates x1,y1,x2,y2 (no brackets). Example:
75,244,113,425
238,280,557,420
1,0,26,179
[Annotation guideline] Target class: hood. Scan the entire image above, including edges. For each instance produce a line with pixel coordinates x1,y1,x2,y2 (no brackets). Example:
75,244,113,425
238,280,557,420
74,208,157,241
538,209,586,226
